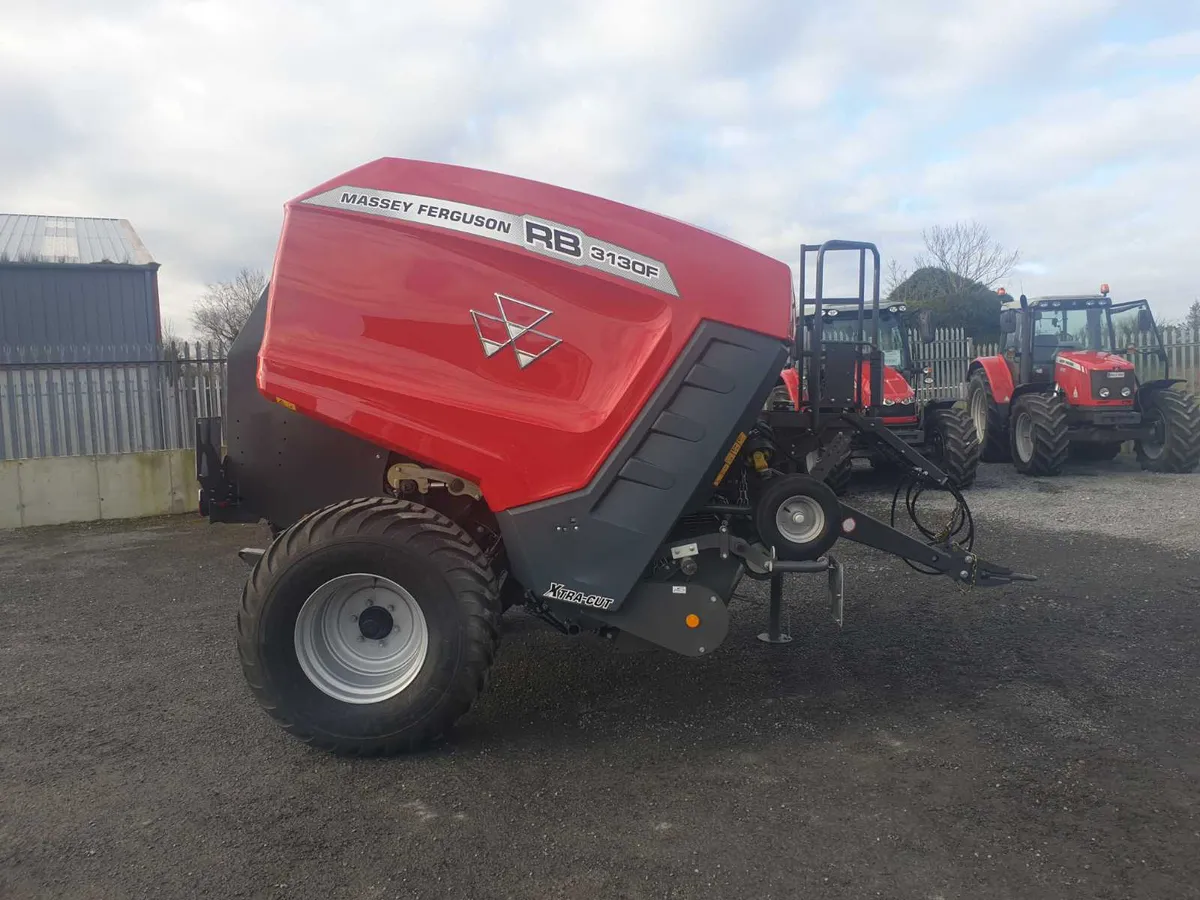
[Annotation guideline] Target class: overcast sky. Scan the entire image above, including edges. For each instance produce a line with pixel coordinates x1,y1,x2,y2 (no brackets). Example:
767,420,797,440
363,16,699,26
2,0,1198,334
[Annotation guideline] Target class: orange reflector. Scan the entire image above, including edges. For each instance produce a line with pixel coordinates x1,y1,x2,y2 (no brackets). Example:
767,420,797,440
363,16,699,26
685,614,701,629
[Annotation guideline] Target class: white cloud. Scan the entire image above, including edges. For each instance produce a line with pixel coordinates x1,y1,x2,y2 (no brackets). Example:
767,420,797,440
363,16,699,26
1,0,1198,336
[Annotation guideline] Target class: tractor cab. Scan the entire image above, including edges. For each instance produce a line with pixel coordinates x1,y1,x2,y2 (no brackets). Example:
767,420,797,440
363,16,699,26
997,287,1170,399
781,242,918,422
767,241,981,492
800,300,917,420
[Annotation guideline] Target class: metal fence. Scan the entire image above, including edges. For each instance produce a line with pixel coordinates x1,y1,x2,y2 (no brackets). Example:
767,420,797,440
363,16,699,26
907,327,998,401
1155,327,1200,391
0,343,226,461
4,329,1200,461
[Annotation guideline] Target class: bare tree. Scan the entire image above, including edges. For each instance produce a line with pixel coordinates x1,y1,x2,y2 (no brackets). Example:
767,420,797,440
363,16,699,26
191,267,267,349
914,221,1020,292
1186,299,1200,334
160,317,187,349
884,259,913,298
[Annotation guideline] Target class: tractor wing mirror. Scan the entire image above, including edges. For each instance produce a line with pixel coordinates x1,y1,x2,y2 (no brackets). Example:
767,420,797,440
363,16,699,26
1137,308,1154,333
999,309,1017,334
916,308,936,343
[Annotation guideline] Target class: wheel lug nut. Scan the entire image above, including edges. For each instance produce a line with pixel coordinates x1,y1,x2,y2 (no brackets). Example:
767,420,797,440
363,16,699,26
351,614,358,621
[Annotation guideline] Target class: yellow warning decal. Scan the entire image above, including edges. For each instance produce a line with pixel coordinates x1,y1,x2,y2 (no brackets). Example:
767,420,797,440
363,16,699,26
713,432,748,486
274,397,297,411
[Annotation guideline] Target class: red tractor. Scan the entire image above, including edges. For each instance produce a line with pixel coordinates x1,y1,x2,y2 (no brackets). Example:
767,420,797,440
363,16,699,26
195,159,1034,755
967,287,1200,475
792,295,979,490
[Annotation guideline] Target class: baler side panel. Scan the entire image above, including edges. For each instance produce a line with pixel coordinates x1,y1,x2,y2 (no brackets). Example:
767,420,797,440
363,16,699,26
498,322,787,609
256,157,793,513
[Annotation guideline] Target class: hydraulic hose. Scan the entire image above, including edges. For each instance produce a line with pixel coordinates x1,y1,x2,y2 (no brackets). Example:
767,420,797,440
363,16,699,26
888,467,975,575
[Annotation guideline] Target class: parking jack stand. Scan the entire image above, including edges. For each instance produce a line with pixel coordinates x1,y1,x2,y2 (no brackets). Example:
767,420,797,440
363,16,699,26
758,572,793,644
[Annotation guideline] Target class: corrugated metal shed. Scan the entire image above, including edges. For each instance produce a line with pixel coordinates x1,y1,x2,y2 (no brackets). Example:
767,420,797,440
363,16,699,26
1,214,161,358
0,215,155,267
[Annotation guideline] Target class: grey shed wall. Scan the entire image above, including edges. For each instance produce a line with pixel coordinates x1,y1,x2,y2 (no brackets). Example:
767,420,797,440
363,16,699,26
0,265,162,361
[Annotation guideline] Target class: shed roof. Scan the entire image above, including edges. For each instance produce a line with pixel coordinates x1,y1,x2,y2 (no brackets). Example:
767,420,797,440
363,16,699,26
0,214,156,267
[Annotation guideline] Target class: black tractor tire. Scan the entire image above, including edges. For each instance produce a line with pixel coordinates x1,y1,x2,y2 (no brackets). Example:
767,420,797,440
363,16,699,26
825,455,853,496
236,497,501,757
1069,441,1122,461
1009,393,1069,476
925,406,982,488
967,368,1010,462
803,446,853,496
1135,388,1200,473
754,473,842,561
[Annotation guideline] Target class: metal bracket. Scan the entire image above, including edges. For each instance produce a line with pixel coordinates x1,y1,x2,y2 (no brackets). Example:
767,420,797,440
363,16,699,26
387,463,482,500
807,429,852,481
237,547,265,567
839,412,951,485
828,553,844,627
758,572,792,644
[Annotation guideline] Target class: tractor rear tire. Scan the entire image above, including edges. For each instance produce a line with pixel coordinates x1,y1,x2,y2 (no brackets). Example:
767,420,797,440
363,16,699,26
967,369,1010,462
1135,388,1200,473
1069,441,1122,462
1009,393,1069,476
925,406,982,488
236,497,501,756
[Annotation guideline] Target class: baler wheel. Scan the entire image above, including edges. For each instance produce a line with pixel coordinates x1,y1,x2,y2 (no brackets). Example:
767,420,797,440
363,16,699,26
236,497,500,756
754,474,841,561
1135,388,1200,474
925,406,982,488
967,369,1010,462
1009,393,1069,476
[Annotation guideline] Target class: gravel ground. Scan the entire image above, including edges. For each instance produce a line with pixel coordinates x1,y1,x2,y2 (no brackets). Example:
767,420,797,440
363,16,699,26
3,459,1200,900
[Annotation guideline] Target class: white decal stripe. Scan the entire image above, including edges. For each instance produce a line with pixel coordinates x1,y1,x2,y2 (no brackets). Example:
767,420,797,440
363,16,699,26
302,185,679,297
1054,355,1087,373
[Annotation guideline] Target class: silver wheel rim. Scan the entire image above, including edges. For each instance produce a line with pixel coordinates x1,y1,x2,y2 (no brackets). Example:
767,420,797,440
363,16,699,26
294,573,429,705
1015,411,1034,462
1141,409,1165,459
775,495,826,545
970,389,987,442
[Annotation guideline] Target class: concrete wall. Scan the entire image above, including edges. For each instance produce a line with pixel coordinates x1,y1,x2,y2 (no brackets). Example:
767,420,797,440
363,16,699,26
0,449,196,529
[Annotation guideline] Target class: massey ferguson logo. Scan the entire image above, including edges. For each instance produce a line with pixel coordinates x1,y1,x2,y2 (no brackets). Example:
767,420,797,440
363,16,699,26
543,583,615,610
470,294,562,369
